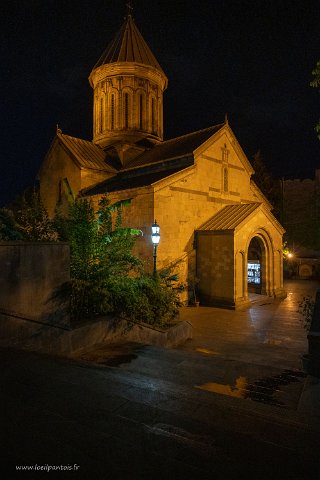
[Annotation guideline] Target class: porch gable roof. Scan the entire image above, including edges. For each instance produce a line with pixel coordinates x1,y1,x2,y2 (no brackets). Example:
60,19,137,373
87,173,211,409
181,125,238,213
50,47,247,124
198,203,261,231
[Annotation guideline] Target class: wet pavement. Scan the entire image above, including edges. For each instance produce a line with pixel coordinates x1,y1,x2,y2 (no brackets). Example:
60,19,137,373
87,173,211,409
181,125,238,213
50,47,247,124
179,279,315,370
2,279,320,479
175,279,318,412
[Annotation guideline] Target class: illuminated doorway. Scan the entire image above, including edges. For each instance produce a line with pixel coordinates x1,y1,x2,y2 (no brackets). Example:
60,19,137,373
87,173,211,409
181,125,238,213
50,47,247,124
247,237,263,294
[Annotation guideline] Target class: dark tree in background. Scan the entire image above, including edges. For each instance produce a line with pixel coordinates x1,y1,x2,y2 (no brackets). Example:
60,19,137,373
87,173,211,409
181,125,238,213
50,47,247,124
0,188,57,241
251,150,282,221
310,60,320,250
281,60,320,255
310,59,320,140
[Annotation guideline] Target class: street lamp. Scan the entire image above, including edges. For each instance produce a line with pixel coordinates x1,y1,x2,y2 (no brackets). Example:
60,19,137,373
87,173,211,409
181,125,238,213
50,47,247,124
151,220,160,275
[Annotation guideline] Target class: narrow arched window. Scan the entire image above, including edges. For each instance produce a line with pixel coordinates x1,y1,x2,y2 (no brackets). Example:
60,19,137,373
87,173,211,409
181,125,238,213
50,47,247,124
223,167,228,192
99,97,103,133
151,97,155,133
139,94,143,130
111,94,115,130
124,93,129,128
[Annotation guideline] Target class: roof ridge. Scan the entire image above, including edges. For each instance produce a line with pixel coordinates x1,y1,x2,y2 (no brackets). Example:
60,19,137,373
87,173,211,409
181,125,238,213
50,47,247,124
56,132,116,172
164,124,224,144
58,133,104,149
58,132,89,143
121,154,191,173
121,123,225,171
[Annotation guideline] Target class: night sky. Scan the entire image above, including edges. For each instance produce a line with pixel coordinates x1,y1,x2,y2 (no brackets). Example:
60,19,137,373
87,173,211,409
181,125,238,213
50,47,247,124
0,0,319,207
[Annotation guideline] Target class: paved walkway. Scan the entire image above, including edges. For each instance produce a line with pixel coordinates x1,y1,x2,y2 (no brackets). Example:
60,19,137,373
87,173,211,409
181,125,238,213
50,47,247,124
178,279,320,417
2,280,320,479
180,279,316,370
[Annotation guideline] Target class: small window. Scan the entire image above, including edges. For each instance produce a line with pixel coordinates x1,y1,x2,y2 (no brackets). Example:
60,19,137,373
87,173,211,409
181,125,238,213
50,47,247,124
223,167,228,192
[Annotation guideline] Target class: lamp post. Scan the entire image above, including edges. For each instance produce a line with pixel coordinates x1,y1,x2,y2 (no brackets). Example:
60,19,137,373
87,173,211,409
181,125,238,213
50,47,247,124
151,220,160,276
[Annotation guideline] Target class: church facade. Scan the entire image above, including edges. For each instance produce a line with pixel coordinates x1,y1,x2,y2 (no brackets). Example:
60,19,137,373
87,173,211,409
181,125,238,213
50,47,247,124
39,12,286,308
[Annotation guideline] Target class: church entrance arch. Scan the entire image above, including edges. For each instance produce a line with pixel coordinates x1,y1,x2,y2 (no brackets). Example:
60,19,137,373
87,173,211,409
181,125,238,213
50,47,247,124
246,231,271,296
248,236,263,294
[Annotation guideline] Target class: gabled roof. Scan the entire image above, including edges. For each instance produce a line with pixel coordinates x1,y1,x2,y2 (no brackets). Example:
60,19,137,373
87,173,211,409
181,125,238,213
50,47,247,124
124,124,224,170
199,203,261,231
57,133,116,173
250,180,273,210
80,124,223,195
81,158,193,196
93,15,165,74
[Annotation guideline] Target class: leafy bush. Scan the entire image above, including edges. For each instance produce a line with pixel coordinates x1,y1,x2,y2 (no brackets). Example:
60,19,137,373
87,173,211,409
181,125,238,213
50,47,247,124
56,196,182,325
69,279,113,320
68,266,181,326
54,196,144,321
1,189,57,241
0,208,24,240
55,196,141,282
2,190,182,327
108,274,182,326
17,190,58,241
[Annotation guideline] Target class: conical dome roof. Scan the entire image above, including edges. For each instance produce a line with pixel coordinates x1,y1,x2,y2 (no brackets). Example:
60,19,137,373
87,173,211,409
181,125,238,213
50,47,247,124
93,15,165,74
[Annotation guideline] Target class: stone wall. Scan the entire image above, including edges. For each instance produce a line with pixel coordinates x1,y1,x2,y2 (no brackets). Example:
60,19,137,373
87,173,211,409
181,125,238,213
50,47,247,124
153,127,255,276
0,242,192,354
0,314,192,355
0,242,70,328
39,141,81,216
196,231,235,307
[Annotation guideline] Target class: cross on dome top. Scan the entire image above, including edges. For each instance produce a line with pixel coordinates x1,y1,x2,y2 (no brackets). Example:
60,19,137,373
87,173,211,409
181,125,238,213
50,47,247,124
126,0,133,17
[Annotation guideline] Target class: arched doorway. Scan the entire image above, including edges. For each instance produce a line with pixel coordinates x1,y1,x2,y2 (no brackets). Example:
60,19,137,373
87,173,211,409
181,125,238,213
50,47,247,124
247,236,265,294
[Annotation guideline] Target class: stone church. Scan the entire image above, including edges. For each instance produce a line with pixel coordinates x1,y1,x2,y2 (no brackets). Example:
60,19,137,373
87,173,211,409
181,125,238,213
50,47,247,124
39,11,286,308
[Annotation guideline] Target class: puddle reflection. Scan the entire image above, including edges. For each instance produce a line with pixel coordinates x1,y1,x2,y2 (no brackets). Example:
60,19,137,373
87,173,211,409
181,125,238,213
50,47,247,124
196,369,306,408
196,376,247,398
196,347,220,356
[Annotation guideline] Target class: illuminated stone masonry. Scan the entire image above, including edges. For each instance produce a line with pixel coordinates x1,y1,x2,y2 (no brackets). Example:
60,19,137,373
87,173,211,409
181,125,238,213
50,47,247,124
39,10,285,308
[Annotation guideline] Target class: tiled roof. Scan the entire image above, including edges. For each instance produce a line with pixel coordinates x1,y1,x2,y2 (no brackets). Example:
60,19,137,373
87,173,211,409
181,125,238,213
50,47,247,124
58,133,116,173
82,161,191,196
78,124,223,195
124,124,224,170
93,15,165,74
199,203,261,231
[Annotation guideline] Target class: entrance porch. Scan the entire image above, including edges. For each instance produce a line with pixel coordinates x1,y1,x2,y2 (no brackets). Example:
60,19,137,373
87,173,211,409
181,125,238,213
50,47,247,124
196,203,286,309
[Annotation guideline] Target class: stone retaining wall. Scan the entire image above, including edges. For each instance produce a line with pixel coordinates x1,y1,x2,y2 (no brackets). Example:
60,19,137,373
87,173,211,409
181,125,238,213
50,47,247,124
0,313,192,355
0,241,192,355
0,242,70,327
